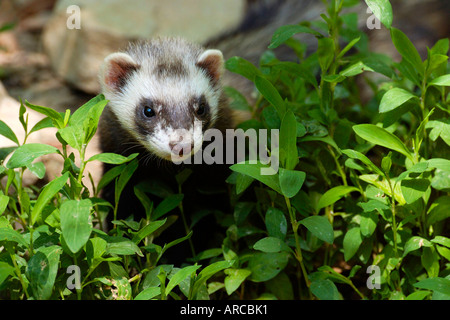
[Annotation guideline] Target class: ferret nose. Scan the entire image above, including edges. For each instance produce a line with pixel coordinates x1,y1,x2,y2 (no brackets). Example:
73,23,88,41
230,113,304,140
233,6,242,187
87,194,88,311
169,141,194,157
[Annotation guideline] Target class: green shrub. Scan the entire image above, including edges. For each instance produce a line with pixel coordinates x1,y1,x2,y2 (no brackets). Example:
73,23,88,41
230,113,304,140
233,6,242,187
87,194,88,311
0,0,449,300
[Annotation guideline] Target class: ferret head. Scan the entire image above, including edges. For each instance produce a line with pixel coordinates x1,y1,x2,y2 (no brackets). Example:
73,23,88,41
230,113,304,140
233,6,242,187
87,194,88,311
99,38,224,162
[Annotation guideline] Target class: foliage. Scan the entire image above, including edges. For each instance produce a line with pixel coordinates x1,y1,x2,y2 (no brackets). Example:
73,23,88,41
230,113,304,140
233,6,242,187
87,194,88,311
0,0,449,300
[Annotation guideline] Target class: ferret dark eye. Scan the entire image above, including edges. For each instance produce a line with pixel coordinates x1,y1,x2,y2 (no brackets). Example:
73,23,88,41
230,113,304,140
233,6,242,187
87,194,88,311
143,106,155,118
196,101,207,116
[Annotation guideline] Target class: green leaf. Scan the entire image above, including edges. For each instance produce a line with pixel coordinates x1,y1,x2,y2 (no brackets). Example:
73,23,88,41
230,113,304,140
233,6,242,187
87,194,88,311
233,201,254,225
110,277,132,300
265,207,287,240
97,164,126,192
27,161,46,179
29,117,54,134
317,37,334,73
224,86,252,111
68,95,105,126
253,237,291,253
269,24,322,49
379,87,418,113
25,101,64,128
323,74,346,83
342,149,384,176
165,265,201,297
427,196,450,225
6,143,59,169
31,172,69,226
279,111,299,170
421,247,439,278
317,185,360,211
364,0,393,29
403,236,433,257
26,245,62,299
429,74,450,87
430,38,449,56
299,216,334,244
405,291,431,301
361,55,395,79
135,286,160,300
0,261,15,286
85,237,107,267
58,125,84,150
310,279,341,300
279,169,305,199
0,120,19,145
360,211,378,237
431,236,450,248
340,61,374,77
0,227,29,247
191,260,234,298
353,124,414,162
225,56,262,81
337,36,361,59
428,158,450,172
272,62,318,90
60,199,93,254
426,54,449,75
400,178,430,204
0,147,16,162
359,174,406,205
235,173,254,195
88,152,138,164
115,158,138,204
0,22,15,32
230,161,281,193
0,195,9,215
396,162,429,183
427,120,450,147
247,252,289,282
132,219,166,244
153,194,184,220
343,227,363,261
414,277,450,296
255,75,286,118
106,238,143,257
82,98,108,144
390,27,424,75
224,269,252,295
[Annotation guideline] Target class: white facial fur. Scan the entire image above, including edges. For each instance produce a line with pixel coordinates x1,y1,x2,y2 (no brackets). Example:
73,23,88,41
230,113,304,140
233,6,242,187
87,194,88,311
99,39,224,161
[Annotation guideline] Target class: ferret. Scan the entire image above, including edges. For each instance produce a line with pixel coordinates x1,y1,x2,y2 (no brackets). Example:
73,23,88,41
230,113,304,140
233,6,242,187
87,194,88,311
99,37,235,161
98,37,237,260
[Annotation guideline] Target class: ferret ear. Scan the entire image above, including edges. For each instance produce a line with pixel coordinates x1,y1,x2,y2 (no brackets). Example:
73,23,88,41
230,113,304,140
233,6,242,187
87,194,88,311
196,49,224,84
100,52,139,91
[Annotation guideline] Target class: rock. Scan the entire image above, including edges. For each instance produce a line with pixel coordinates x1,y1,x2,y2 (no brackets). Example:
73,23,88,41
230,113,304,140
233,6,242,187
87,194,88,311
42,0,246,94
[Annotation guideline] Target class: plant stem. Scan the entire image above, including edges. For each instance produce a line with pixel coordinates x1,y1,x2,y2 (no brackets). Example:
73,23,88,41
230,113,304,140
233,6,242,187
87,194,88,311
77,144,87,187
349,281,365,300
73,255,82,300
178,185,196,258
178,199,196,258
9,249,30,299
328,146,347,186
386,177,399,256
284,197,311,297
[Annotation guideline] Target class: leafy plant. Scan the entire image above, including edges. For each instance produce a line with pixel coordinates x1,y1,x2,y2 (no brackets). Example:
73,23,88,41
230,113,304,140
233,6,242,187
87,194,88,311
224,0,450,300
0,0,449,300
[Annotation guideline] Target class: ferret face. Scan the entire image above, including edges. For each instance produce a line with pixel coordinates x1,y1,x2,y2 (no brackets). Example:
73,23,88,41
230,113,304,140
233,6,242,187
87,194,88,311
99,38,224,161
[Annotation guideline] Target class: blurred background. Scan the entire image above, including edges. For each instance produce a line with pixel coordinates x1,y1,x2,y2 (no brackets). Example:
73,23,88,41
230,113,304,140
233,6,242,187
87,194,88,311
0,0,448,185
0,0,448,109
